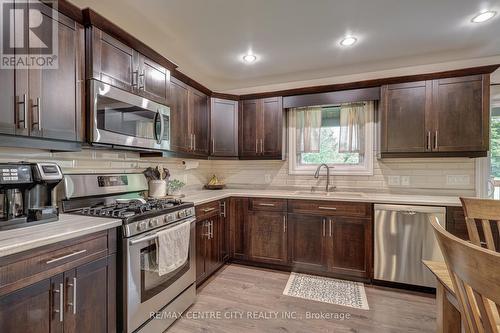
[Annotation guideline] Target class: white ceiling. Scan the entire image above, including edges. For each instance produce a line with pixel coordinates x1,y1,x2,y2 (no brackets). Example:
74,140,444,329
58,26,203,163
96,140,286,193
70,0,500,92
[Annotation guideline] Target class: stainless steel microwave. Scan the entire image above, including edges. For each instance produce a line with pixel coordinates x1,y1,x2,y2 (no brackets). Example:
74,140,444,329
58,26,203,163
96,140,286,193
89,80,170,151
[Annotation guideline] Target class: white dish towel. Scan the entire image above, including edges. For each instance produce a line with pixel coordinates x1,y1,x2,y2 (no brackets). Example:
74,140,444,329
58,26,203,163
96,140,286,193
155,222,190,276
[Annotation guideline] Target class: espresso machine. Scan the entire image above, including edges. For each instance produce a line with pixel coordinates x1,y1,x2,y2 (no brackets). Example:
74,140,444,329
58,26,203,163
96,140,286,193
0,162,63,230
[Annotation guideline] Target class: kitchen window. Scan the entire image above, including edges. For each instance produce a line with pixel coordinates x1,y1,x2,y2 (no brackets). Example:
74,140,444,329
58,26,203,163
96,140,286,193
288,102,375,175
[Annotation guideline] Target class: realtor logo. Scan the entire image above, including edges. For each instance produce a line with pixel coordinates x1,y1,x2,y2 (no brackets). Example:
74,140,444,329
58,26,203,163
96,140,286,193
0,0,58,69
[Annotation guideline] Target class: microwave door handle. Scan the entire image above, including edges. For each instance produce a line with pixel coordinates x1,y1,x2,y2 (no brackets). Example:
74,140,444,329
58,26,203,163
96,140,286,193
157,110,165,144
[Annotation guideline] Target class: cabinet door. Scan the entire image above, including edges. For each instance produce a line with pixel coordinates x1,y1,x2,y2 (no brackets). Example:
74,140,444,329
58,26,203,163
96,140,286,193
287,214,328,272
196,220,208,284
206,215,222,275
29,10,84,141
327,217,372,278
247,211,287,265
0,67,16,135
63,257,113,333
229,197,248,260
211,98,238,157
190,88,209,156
0,277,61,333
170,77,190,152
219,200,229,261
239,99,260,157
261,97,283,158
138,55,170,104
90,28,137,92
381,82,431,153
432,75,488,152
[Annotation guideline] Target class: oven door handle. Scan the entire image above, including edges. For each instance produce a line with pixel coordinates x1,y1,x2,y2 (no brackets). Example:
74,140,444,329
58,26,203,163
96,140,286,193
128,217,195,245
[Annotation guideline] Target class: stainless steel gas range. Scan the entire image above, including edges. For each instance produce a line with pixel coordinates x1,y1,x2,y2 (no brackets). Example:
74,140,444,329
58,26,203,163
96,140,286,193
61,173,196,333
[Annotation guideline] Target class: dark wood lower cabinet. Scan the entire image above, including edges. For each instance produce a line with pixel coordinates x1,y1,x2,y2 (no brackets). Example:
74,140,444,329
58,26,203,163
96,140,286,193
196,212,224,286
327,217,372,278
0,230,117,333
247,211,288,265
287,214,328,272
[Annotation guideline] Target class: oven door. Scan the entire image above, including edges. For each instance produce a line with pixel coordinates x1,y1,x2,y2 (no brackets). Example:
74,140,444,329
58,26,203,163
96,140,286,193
124,217,195,333
90,80,170,151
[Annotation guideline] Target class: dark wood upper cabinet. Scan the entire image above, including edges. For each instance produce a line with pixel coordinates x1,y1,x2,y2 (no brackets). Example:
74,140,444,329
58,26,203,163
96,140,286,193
170,77,190,153
287,214,328,272
239,97,283,159
210,98,238,157
381,74,489,157
247,210,288,265
381,81,431,153
88,27,171,106
89,27,137,92
138,55,171,105
0,5,84,144
29,9,84,142
190,88,210,156
432,75,488,152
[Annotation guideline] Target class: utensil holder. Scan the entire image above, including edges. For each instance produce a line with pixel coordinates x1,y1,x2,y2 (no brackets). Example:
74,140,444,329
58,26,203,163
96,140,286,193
149,180,167,198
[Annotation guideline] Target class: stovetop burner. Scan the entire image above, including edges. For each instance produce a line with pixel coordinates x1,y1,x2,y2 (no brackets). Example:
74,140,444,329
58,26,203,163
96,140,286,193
73,198,190,223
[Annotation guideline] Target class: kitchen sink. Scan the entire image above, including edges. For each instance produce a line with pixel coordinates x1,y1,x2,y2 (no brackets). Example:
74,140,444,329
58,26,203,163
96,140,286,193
291,191,366,197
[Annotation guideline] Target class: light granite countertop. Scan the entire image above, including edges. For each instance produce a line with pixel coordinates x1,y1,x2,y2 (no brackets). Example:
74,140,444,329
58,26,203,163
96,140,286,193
183,189,462,207
0,214,122,258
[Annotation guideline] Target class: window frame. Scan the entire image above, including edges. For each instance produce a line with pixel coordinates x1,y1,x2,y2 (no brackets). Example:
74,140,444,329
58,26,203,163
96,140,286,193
288,106,374,176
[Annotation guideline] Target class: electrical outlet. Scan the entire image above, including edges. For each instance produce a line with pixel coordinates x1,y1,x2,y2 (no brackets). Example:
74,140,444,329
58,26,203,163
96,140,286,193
264,174,272,184
388,176,401,186
183,175,188,184
401,176,410,186
446,175,470,186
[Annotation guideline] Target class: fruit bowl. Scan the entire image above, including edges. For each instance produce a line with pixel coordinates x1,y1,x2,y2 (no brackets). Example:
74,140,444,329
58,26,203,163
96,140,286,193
204,184,226,190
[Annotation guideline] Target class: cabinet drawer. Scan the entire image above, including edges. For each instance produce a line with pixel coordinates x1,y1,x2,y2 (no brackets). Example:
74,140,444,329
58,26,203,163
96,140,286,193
196,201,220,221
288,200,372,217
0,231,110,295
249,198,287,212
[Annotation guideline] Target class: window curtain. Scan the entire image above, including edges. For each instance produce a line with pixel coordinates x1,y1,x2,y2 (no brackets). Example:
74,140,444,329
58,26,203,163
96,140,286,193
338,101,373,153
295,107,322,153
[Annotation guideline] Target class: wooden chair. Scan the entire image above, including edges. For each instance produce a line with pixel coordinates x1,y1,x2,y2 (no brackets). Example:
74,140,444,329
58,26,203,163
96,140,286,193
460,197,500,252
431,217,500,333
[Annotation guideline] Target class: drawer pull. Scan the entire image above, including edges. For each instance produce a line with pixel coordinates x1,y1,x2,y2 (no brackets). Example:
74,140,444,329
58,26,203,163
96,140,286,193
318,206,337,211
202,207,216,213
258,203,276,207
67,277,77,315
46,249,87,265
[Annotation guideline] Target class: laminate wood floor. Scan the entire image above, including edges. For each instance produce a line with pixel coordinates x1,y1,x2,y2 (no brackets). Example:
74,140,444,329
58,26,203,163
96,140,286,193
169,264,436,333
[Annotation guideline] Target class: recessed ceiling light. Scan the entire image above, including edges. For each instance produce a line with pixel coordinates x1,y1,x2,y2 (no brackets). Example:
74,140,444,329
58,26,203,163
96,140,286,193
242,53,257,63
339,36,357,47
471,10,497,23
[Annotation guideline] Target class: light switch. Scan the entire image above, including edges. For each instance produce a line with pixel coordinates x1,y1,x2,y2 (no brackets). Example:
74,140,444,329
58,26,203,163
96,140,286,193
388,176,401,186
401,176,410,186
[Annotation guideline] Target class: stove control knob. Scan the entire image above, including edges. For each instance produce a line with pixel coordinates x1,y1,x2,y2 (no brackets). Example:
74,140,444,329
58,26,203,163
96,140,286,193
149,218,159,228
137,220,148,231
178,210,186,218
166,214,174,223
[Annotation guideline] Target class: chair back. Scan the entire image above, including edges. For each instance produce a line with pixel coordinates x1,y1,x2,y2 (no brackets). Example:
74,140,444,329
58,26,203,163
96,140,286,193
460,197,500,252
431,217,500,333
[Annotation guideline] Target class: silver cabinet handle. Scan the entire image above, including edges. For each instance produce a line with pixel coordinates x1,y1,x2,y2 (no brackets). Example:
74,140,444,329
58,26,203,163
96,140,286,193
32,97,41,130
46,249,87,265
220,201,226,218
258,203,275,207
189,134,193,151
202,207,216,213
17,94,28,129
318,206,337,211
212,138,215,153
329,219,333,237
426,131,431,151
434,130,438,150
283,215,287,233
193,134,196,151
67,277,77,315
256,139,258,154
53,283,64,322
209,220,213,239
322,218,326,237
131,70,138,87
139,70,145,90
260,139,264,154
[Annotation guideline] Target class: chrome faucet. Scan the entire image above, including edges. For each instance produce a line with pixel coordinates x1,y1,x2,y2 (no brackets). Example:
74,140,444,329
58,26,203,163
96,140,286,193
314,164,335,192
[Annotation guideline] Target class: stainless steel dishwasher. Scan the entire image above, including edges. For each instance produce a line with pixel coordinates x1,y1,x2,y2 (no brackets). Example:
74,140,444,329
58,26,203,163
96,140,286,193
374,204,446,288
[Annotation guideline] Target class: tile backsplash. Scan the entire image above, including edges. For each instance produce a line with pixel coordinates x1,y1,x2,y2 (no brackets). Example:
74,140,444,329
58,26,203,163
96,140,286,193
0,147,476,197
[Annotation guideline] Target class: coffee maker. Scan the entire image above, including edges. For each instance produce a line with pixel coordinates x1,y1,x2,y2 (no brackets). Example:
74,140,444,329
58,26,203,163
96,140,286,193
0,162,63,230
